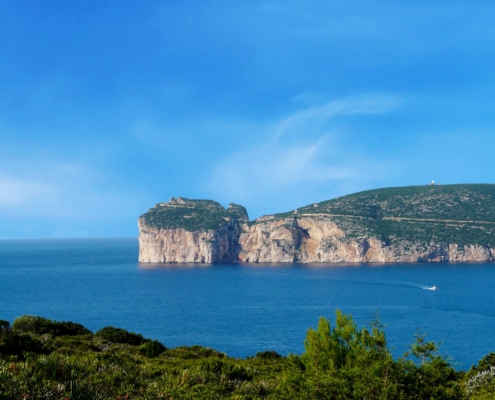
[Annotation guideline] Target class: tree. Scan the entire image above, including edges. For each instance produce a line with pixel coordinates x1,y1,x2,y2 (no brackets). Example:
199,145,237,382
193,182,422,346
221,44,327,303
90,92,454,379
402,331,462,399
280,310,403,399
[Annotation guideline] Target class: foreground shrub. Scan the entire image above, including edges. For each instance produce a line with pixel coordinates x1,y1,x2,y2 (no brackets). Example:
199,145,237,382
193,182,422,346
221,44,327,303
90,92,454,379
168,345,227,359
471,352,495,374
140,339,166,358
0,312,488,399
12,315,91,336
464,353,495,399
255,350,283,360
0,354,112,399
0,320,9,332
279,310,463,399
0,332,45,357
0,320,47,357
95,326,145,345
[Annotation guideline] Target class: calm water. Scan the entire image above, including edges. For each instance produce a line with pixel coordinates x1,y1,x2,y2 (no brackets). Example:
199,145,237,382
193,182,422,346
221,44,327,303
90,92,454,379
1,238,494,369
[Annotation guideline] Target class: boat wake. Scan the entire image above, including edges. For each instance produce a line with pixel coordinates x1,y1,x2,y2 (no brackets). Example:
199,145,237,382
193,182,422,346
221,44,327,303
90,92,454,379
422,285,439,291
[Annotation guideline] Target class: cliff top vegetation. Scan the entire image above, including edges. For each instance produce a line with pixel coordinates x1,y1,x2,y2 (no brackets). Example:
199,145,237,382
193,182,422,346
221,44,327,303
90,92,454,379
140,197,248,231
276,184,495,221
272,184,495,248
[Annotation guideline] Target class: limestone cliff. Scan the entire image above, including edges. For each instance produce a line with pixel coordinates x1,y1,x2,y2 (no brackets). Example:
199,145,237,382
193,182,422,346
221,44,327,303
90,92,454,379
139,184,495,263
238,215,495,263
138,198,247,263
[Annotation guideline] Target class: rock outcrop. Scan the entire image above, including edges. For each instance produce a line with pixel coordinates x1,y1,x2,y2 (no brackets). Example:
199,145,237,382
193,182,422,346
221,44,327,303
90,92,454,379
139,185,495,263
138,221,244,263
238,215,495,263
138,198,247,263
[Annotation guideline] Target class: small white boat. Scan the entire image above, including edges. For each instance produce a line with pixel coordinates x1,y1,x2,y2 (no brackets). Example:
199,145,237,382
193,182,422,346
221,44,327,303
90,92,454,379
431,285,439,291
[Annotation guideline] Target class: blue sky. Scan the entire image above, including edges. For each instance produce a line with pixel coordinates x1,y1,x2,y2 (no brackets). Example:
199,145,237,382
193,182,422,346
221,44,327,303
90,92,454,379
1,1,495,238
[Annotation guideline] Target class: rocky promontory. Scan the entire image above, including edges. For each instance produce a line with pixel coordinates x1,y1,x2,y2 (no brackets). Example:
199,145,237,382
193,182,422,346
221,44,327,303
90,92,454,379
138,198,248,263
139,184,495,263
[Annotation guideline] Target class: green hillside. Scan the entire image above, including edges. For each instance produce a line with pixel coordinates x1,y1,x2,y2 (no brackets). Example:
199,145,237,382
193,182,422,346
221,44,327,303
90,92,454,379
277,184,495,220
3,312,488,399
141,197,248,231
275,184,495,247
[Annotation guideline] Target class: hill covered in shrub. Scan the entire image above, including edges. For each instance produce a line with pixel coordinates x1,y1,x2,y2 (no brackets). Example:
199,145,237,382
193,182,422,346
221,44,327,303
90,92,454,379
273,184,495,247
1,312,495,399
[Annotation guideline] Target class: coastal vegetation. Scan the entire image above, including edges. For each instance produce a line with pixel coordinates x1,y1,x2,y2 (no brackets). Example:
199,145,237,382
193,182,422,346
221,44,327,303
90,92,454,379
141,198,248,232
280,184,495,222
1,312,494,399
272,184,495,248
141,185,495,255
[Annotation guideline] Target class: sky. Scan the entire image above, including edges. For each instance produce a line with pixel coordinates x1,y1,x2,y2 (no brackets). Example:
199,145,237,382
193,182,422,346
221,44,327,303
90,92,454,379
1,0,495,238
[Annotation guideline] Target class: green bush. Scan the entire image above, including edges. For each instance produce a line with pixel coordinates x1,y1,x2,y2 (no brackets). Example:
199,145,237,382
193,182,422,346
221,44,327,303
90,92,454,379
472,352,495,373
199,358,224,373
278,310,463,399
224,363,253,381
0,319,47,357
0,332,45,357
12,315,91,336
0,320,9,332
255,350,283,359
168,345,227,359
95,326,145,345
140,339,166,358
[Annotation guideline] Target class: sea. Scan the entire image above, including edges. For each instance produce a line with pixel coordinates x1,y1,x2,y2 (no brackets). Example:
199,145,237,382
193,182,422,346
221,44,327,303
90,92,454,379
1,237,494,370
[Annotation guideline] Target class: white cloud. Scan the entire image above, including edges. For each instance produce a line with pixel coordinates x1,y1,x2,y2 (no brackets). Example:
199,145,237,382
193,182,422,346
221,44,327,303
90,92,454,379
208,138,358,198
204,94,402,215
275,94,402,140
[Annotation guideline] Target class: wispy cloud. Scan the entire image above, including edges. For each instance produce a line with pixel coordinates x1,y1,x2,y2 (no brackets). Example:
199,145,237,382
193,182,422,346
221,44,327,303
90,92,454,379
275,94,402,140
204,94,402,216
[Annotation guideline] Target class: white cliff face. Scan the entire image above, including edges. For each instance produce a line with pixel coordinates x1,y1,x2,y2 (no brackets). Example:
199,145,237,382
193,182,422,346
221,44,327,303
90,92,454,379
139,212,495,264
238,216,380,263
238,220,299,263
421,243,494,262
236,216,495,263
138,218,243,263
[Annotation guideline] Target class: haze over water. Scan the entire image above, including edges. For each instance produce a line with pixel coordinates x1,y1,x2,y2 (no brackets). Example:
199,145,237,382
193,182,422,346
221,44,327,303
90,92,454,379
1,238,494,369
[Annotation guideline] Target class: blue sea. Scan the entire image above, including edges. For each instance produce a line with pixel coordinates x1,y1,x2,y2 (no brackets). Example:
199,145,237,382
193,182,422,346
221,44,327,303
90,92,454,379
1,238,494,369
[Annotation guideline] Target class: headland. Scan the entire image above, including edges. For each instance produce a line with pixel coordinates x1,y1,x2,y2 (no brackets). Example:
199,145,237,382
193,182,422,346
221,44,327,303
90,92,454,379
138,184,495,263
